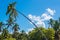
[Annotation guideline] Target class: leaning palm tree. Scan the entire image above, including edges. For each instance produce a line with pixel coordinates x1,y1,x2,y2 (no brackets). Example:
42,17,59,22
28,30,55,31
6,2,47,40
6,2,37,29
16,10,48,40
7,1,37,28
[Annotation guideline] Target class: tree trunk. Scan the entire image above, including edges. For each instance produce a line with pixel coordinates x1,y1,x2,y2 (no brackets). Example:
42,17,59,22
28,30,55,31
55,31,60,40
55,31,59,40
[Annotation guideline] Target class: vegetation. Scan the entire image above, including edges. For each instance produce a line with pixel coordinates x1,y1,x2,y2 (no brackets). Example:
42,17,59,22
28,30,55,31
0,2,60,40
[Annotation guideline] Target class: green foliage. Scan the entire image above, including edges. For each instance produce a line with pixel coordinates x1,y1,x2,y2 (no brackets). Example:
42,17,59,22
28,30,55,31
12,32,20,40
17,30,29,40
29,27,55,40
49,18,60,40
46,28,55,40
49,18,60,31
1,28,9,39
29,27,45,40
4,38,16,40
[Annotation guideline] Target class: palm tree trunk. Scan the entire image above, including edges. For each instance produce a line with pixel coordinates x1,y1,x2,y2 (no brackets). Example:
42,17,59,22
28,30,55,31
15,9,38,28
55,31,60,40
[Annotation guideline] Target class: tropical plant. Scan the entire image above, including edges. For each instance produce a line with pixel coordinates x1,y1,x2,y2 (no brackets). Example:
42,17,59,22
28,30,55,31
17,30,29,40
6,2,18,29
1,28,9,39
49,18,60,40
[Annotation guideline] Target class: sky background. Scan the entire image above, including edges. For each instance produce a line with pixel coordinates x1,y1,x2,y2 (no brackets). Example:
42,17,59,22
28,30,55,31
0,0,60,33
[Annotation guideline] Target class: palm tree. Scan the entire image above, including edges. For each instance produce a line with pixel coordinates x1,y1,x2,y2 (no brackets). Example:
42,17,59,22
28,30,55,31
49,18,60,40
6,2,38,30
6,2,18,29
49,18,60,31
6,2,47,40
2,28,9,39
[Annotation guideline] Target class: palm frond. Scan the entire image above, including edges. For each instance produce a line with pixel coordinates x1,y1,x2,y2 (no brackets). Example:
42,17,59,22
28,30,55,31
6,5,12,15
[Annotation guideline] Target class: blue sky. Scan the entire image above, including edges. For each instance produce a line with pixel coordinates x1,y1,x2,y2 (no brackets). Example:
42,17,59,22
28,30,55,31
0,0,60,32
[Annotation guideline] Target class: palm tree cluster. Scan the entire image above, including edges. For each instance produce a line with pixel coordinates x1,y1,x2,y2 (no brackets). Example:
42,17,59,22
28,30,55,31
0,2,60,40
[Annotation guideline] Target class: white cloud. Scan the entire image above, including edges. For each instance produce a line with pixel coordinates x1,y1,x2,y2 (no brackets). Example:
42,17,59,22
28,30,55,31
28,14,45,27
46,8,55,16
28,8,56,28
41,13,53,21
36,21,45,27
28,14,33,19
41,8,55,21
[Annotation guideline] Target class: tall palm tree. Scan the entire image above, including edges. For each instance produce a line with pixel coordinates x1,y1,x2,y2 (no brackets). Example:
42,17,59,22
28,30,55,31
6,2,18,28
6,2,47,40
6,2,37,29
6,3,20,40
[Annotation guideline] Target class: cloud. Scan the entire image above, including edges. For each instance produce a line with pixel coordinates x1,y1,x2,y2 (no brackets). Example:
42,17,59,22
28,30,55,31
46,8,55,16
41,8,55,21
28,14,45,27
41,13,53,21
28,8,56,28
